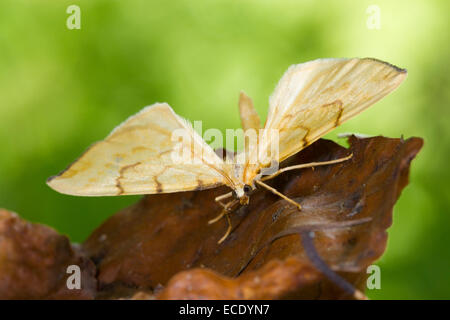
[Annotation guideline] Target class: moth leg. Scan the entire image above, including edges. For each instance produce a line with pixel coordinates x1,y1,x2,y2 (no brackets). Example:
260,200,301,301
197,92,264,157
255,180,302,210
209,198,238,244
261,153,353,182
215,192,233,209
208,198,238,224
208,207,227,224
217,213,233,244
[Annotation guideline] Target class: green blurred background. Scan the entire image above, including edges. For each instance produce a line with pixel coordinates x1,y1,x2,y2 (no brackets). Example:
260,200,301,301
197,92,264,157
0,0,448,299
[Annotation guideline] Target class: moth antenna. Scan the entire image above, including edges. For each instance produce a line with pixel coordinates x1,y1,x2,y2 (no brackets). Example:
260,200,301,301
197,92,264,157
261,153,353,182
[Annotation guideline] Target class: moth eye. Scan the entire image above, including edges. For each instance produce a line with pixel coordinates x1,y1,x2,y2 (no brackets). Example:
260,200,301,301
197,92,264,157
243,184,252,194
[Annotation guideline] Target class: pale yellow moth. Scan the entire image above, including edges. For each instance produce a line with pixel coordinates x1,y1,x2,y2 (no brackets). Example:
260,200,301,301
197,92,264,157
47,58,406,243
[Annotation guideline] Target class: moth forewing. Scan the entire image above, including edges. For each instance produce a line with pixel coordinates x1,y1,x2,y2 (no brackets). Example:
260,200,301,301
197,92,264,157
47,103,232,196
244,58,407,184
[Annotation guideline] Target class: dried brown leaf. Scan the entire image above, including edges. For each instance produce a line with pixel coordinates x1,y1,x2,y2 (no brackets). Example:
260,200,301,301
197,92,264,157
81,136,423,299
0,209,96,299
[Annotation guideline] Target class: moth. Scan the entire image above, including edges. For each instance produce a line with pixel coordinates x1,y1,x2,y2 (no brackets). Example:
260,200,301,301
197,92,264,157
47,58,406,243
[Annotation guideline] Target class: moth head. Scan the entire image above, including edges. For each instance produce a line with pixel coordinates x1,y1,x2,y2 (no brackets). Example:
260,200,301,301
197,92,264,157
233,184,252,205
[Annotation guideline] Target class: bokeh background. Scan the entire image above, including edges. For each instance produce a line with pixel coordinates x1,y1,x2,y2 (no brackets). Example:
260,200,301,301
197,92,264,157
0,0,448,299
